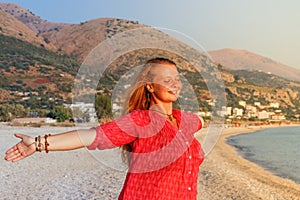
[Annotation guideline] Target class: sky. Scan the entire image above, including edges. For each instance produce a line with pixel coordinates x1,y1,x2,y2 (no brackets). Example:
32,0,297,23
3,0,300,69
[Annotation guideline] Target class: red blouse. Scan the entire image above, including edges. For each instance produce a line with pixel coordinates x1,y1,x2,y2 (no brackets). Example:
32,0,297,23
88,109,204,200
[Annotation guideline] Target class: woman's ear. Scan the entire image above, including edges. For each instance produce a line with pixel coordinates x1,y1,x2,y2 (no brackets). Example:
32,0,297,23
146,84,154,92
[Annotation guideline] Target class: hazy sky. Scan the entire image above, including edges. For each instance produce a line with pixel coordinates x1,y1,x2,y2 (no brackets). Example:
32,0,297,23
3,0,300,69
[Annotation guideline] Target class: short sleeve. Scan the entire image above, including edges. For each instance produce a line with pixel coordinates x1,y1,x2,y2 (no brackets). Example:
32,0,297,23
198,116,203,130
87,113,139,150
183,112,203,132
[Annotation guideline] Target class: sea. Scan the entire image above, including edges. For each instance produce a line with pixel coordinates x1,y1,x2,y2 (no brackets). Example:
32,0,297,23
227,126,300,184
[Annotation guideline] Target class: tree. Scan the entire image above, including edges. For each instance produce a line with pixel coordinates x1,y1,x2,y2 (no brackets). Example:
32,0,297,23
95,94,112,119
0,105,12,122
0,104,28,122
13,104,29,118
50,106,72,122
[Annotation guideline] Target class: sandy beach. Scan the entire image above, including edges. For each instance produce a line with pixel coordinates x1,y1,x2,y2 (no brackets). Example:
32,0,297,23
197,125,300,200
1,124,300,199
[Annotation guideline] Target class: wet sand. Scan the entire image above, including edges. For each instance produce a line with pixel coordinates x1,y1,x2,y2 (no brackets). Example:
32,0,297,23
197,126,300,200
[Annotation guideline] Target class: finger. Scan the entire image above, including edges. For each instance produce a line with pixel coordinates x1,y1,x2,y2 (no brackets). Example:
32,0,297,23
7,154,21,162
14,148,20,155
7,148,25,161
5,151,21,161
5,145,18,155
17,145,26,157
14,133,25,140
12,154,26,162
5,147,19,157
5,145,21,159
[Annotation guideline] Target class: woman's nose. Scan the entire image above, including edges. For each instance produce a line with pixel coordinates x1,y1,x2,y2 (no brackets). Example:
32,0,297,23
170,79,181,88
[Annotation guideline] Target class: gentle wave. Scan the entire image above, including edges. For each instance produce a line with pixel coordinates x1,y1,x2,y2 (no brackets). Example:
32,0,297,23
227,126,300,184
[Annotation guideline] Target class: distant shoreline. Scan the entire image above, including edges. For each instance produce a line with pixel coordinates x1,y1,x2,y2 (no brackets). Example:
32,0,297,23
197,124,300,199
224,124,300,181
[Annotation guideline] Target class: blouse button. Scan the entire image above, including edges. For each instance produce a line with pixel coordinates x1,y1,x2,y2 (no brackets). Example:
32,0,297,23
188,155,192,159
188,171,192,175
178,129,182,133
185,141,189,145
188,187,192,191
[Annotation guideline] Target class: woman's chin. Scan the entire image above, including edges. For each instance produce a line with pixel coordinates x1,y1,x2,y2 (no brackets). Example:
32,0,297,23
170,96,179,102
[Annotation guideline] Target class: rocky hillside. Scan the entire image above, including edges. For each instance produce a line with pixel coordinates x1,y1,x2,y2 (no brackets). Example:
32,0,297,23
220,67,300,109
0,2,68,33
40,18,144,62
0,2,145,62
0,2,299,119
0,33,79,106
209,48,300,82
0,9,55,50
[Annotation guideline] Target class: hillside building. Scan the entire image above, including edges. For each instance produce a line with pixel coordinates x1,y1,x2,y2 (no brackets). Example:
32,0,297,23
233,108,244,117
64,102,97,123
238,100,246,107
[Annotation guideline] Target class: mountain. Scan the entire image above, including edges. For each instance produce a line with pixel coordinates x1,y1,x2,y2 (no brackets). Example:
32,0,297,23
0,8,55,50
0,3,146,62
208,48,300,82
40,18,144,62
0,2,299,120
0,2,68,33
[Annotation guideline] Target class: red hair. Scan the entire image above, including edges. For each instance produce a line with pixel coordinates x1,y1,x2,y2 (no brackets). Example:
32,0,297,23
121,58,177,163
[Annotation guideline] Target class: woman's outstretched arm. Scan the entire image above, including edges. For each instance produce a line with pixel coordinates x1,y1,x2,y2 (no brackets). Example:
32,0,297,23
5,129,96,162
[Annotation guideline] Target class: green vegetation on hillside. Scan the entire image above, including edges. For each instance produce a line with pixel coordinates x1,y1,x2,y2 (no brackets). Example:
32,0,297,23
230,70,300,88
227,69,300,118
0,34,79,75
0,34,80,111
0,34,299,122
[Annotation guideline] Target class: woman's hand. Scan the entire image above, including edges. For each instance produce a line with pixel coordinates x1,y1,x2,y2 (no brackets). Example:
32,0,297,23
5,134,36,162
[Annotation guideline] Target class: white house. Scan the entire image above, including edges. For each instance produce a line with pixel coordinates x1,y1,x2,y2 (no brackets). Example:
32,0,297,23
258,111,270,120
270,102,280,108
226,107,232,116
238,100,246,107
233,108,243,116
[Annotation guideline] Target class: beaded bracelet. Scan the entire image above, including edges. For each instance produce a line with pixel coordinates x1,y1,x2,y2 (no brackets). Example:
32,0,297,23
44,134,51,153
35,136,38,151
34,134,51,153
37,135,43,152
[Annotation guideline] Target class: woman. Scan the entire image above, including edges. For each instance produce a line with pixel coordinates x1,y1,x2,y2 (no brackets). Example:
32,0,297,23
5,58,204,200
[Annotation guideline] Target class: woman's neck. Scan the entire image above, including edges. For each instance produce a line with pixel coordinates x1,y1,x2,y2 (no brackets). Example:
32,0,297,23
149,104,178,128
149,103,172,115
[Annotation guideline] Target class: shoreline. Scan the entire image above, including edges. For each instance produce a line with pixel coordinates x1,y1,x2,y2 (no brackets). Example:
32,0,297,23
197,125,300,199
